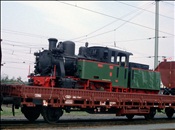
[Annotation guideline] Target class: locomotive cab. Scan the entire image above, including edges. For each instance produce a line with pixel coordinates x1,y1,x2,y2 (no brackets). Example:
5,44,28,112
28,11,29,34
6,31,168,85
79,46,133,67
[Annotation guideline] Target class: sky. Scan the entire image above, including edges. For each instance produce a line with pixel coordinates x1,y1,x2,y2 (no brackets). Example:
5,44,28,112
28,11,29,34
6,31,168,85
1,1,175,81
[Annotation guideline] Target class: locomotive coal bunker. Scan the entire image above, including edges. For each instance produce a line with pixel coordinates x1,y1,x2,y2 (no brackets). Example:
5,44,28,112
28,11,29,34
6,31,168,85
29,38,160,93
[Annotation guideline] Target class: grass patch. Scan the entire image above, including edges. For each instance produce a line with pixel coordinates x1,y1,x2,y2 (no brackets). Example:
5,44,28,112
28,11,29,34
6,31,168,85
1,105,22,116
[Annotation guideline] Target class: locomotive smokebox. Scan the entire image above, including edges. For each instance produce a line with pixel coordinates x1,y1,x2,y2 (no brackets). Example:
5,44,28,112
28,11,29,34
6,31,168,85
48,38,58,51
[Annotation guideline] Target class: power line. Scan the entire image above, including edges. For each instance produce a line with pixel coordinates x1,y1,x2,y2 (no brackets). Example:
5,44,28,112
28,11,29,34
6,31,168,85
2,52,34,62
2,48,35,55
2,42,40,49
1,31,87,46
59,1,175,37
1,29,66,41
2,66,28,70
76,16,171,42
86,36,171,46
2,3,154,43
3,39,46,46
1,2,174,53
4,55,31,60
117,1,175,20
2,61,31,64
1,34,172,53
70,2,154,41
2,29,49,39
2,41,47,49
162,1,175,7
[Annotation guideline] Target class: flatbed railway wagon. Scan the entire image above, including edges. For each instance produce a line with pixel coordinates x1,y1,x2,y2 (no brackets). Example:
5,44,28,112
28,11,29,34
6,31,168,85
1,38,175,123
1,84,175,123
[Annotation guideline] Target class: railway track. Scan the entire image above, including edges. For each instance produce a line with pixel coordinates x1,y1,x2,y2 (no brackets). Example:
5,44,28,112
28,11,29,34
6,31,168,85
1,116,175,129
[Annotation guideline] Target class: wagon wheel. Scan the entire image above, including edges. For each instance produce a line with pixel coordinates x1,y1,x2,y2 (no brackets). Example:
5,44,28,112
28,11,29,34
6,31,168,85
21,106,41,122
165,107,174,119
42,107,63,123
144,108,156,120
126,114,134,120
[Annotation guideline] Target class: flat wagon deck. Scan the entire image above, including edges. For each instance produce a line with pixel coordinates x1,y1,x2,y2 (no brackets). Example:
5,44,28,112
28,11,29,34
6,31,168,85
1,84,175,123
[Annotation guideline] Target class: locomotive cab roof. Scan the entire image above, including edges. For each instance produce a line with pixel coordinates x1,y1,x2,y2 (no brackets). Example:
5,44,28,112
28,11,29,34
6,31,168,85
88,46,133,56
85,46,133,67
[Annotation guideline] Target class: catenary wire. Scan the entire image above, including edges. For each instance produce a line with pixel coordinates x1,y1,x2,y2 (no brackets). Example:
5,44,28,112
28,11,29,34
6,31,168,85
69,2,154,41
59,1,175,37
117,1,175,20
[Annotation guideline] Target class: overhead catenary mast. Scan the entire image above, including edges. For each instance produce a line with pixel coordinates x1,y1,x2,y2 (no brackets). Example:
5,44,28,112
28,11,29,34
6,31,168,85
154,0,159,69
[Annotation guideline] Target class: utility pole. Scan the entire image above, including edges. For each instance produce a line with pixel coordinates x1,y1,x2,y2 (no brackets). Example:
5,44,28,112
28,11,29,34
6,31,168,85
154,0,159,69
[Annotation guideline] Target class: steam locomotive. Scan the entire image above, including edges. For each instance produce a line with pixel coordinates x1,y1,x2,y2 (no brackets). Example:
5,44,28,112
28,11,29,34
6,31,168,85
28,38,160,94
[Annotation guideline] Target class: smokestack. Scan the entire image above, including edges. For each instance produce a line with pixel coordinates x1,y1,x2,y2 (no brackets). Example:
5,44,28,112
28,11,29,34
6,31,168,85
48,38,58,51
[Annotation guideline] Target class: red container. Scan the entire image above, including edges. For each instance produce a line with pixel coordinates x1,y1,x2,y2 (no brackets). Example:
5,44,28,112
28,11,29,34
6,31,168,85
155,60,175,88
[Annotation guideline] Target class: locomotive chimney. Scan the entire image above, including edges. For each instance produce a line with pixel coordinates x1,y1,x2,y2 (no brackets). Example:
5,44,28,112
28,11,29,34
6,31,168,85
48,38,58,51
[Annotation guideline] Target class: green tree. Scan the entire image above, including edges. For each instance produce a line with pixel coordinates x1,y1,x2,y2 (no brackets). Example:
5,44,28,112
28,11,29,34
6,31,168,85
1,76,23,84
